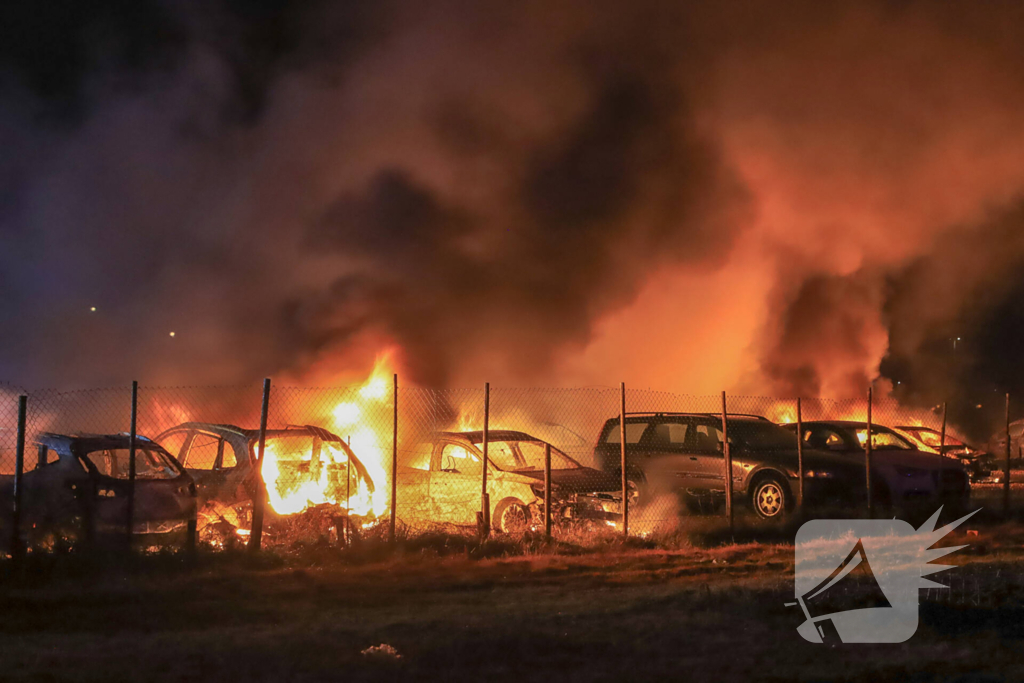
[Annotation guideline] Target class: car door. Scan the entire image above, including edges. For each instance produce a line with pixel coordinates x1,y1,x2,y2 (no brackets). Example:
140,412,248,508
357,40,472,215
428,440,484,525
395,442,432,522
636,420,702,490
177,431,234,505
689,421,728,492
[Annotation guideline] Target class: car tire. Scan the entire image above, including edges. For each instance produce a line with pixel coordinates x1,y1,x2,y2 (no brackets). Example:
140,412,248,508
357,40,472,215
626,473,647,510
751,475,788,520
492,498,531,534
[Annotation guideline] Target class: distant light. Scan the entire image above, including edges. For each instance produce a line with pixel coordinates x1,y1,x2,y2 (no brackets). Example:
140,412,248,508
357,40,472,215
89,306,96,312
957,337,961,341
897,381,901,385
169,331,176,337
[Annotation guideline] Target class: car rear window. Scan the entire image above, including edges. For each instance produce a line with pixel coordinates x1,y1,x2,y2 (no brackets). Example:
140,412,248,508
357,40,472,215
604,422,648,444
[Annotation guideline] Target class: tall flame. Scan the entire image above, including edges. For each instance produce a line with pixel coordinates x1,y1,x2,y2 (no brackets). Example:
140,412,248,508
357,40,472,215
261,353,394,519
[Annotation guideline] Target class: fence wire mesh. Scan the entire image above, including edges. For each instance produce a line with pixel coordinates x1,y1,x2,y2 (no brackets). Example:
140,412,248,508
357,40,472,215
0,381,1019,556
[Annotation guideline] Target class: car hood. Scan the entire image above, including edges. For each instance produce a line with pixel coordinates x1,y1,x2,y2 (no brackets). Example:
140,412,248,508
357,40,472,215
510,467,620,493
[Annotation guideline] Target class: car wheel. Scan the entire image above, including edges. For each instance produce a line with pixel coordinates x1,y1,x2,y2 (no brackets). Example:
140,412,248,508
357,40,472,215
626,475,646,509
751,476,788,520
492,498,531,534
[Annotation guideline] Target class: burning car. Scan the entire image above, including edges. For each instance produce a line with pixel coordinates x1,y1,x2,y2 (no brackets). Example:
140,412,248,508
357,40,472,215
783,421,970,514
0,433,194,546
891,425,994,481
594,413,866,519
398,430,622,534
154,423,376,539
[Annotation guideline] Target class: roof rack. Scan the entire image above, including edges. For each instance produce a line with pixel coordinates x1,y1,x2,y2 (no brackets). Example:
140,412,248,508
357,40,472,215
617,412,770,421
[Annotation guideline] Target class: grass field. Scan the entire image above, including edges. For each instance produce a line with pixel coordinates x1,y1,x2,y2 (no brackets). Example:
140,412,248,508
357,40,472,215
1,518,1023,683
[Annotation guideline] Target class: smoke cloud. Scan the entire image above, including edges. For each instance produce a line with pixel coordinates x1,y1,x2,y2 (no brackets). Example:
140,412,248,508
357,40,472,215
4,0,1024,420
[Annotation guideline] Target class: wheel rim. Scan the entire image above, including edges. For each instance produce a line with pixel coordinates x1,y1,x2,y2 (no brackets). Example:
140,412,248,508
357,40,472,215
501,504,528,533
756,482,783,517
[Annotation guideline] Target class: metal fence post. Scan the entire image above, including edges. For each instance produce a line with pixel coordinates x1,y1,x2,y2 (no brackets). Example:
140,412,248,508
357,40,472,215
346,436,352,545
185,480,197,555
544,443,552,539
480,382,490,537
939,401,947,456
722,391,733,538
248,378,272,553
620,382,628,538
126,381,138,549
1005,393,1012,518
390,373,398,544
796,397,804,509
10,395,27,564
866,385,873,517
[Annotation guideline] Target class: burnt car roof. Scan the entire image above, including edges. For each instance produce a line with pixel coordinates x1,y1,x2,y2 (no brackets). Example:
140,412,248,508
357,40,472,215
782,420,881,428
165,422,346,442
37,432,164,452
440,430,543,444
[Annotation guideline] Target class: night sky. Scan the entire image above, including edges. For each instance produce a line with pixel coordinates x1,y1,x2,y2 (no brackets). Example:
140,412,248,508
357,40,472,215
3,1,1024,437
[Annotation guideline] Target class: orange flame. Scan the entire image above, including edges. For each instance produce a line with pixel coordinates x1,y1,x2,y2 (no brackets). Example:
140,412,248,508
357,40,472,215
261,353,394,518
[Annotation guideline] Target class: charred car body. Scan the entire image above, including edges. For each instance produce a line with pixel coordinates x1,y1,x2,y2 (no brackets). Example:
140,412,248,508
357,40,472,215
892,425,994,482
594,413,867,519
398,430,622,533
782,420,971,514
0,433,194,545
155,422,374,538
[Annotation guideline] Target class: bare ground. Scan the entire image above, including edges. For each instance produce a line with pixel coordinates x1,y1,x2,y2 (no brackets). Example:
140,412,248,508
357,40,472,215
0,520,1023,683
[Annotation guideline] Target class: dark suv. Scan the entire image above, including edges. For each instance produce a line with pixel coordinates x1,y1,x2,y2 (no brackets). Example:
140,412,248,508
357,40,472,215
593,413,865,519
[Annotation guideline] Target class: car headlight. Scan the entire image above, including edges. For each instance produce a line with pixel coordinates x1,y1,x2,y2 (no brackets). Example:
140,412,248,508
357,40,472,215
893,465,928,477
804,470,834,479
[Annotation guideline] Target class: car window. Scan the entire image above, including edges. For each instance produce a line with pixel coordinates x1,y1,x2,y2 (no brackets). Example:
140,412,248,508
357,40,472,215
651,423,689,447
694,424,723,451
604,422,649,444
221,442,238,468
511,441,577,470
83,447,180,479
438,443,481,475
158,431,189,460
855,428,915,450
804,426,847,451
183,434,220,470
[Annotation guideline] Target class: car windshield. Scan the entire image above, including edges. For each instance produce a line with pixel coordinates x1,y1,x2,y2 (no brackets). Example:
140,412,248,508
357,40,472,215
83,447,181,479
852,428,915,450
729,421,798,450
912,429,966,449
486,441,578,471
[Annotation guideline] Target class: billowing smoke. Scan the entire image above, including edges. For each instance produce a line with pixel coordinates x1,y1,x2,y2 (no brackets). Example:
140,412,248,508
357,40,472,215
4,0,1024,419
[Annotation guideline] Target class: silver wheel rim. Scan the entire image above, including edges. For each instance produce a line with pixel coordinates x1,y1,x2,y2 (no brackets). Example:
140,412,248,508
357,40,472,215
501,505,527,533
757,483,783,517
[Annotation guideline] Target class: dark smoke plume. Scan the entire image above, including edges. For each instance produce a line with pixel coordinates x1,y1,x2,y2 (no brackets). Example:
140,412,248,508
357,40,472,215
5,0,1024,422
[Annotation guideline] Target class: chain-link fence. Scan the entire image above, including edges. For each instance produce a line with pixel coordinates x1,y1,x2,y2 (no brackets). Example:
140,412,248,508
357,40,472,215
0,380,1019,558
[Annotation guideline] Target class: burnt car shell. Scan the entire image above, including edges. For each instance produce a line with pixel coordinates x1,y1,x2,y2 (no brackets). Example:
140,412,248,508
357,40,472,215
12,433,194,540
154,422,374,525
428,430,623,529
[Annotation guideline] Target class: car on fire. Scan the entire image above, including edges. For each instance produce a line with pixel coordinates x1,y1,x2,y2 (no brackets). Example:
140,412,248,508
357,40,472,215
891,424,994,482
154,423,375,538
0,432,194,546
397,430,623,534
781,420,971,514
593,413,867,519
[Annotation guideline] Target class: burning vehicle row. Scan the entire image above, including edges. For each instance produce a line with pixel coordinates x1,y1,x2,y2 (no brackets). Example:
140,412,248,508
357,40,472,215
0,394,1000,547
